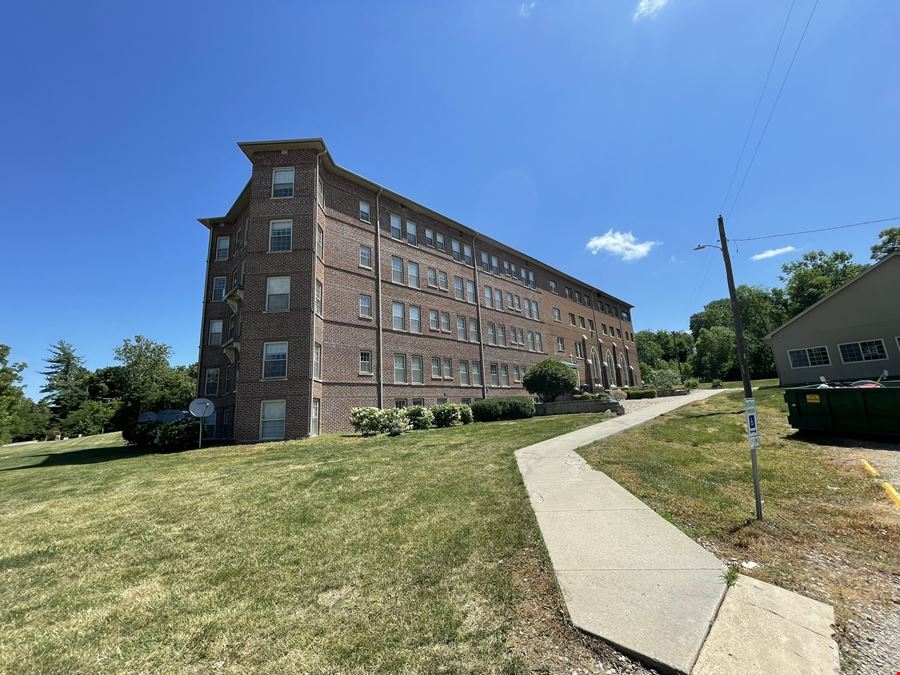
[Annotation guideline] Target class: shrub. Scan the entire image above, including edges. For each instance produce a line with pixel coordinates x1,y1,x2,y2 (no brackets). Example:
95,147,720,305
431,403,462,428
470,396,535,422
122,420,160,448
627,388,657,399
350,407,384,436
609,388,628,401
406,405,434,430
459,405,473,425
155,418,200,451
380,408,410,436
593,392,610,402
572,393,591,401
684,377,700,390
645,367,681,390
711,378,723,389
522,359,578,402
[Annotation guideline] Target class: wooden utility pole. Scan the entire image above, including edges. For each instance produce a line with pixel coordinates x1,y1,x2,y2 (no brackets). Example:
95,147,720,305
717,214,764,521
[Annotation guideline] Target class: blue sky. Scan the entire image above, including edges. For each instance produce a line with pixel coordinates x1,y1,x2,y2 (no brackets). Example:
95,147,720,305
2,1,897,398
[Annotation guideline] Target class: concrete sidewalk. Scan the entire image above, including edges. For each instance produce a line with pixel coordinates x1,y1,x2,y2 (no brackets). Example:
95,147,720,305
516,388,839,674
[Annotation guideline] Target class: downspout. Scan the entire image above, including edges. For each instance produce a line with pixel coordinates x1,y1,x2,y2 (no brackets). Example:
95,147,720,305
197,225,214,397
309,151,326,434
374,187,384,408
589,293,600,389
472,234,488,400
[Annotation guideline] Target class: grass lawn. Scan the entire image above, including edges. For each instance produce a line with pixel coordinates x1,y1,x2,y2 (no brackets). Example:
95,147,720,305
580,388,900,673
698,377,780,389
0,414,627,674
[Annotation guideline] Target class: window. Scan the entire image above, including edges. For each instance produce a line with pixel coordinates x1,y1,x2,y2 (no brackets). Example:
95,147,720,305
459,360,469,386
457,316,467,341
313,342,321,379
535,333,543,352
575,342,585,358
211,276,226,301
466,280,475,304
360,350,373,374
549,280,558,293
565,287,572,299
454,276,464,300
503,260,511,276
507,292,514,309
391,256,404,284
839,340,888,363
463,244,473,266
527,332,536,352
264,342,289,379
228,315,236,341
427,267,437,287
260,400,285,439
575,291,582,304
602,324,608,335
359,200,371,222
471,362,482,386
580,317,586,329
390,214,402,240
432,357,442,379
490,363,500,386
408,261,420,288
495,290,503,310
224,365,233,393
487,323,496,345
392,302,405,331
557,336,565,353
411,355,423,384
209,319,223,345
616,328,622,338
311,399,320,436
316,174,324,207
481,251,490,272
469,318,478,343
436,232,445,251
429,309,439,331
440,312,450,332
394,354,407,383
491,255,500,275
788,346,831,369
409,306,421,333
204,368,219,396
568,313,576,326
501,364,510,387
215,236,230,261
552,308,561,322
451,239,461,262
266,277,290,312
589,319,595,333
528,270,535,288
316,226,324,259
484,287,493,308
523,299,531,318
513,365,521,382
517,327,524,346
359,245,372,268
269,220,292,252
436,398,448,405
497,324,507,346
407,221,418,246
395,399,408,408
425,228,434,247
443,358,452,379
438,271,449,290
272,168,294,198
314,280,323,315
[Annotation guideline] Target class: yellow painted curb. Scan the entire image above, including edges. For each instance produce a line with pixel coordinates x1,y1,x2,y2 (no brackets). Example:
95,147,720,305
860,459,879,477
882,482,900,509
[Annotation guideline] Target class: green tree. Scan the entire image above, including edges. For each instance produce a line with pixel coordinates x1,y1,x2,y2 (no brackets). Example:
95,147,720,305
11,399,51,441
779,250,868,317
63,399,122,436
693,326,737,381
635,331,664,370
870,227,900,260
114,335,174,412
39,340,90,426
522,358,577,402
0,345,28,444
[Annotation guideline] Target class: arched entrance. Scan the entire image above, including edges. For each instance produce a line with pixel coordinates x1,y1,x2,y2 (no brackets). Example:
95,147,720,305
619,353,629,386
591,348,602,389
606,350,617,387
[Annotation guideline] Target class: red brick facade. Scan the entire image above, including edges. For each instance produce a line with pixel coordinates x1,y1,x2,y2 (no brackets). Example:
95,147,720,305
198,139,640,441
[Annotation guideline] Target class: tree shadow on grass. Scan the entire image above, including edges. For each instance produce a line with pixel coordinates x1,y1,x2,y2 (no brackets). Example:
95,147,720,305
679,410,745,419
1,445,178,471
785,431,900,452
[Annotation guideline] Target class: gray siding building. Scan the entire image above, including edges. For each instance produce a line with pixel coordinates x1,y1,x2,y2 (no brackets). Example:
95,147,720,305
766,253,900,386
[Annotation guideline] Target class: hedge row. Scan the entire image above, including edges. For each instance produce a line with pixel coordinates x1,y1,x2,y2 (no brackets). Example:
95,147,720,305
349,404,473,436
626,388,657,399
470,396,535,422
122,418,199,451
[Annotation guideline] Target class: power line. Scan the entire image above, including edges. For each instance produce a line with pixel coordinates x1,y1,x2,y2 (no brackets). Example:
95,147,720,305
727,0,821,218
719,0,798,214
729,216,900,242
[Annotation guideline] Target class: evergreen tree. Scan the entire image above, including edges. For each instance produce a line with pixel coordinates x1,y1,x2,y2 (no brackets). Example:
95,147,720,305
0,344,28,444
39,340,89,425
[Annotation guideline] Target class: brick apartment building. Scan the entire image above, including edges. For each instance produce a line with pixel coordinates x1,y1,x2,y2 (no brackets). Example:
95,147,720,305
197,139,640,441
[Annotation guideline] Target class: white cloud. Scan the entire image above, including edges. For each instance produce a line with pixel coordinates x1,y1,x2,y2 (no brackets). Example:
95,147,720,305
750,245,797,261
633,0,670,20
519,2,536,17
586,230,659,262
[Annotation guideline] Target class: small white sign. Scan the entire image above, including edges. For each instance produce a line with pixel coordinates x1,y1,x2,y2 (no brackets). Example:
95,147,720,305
745,397,760,450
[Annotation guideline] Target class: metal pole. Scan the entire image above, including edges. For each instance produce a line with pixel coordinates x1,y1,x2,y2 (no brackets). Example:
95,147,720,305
198,418,203,450
718,214,763,520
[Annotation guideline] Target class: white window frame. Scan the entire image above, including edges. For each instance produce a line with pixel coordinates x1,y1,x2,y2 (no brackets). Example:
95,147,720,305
394,353,407,383
314,279,323,316
407,221,418,246
391,256,404,284
432,357,442,379
262,341,289,380
268,219,293,253
204,368,219,396
215,236,230,261
390,213,402,240
208,319,223,346
359,293,373,319
211,276,226,302
310,398,321,436
787,346,831,369
359,244,372,269
259,400,286,440
408,261,420,288
359,350,373,375
313,342,322,380
359,200,371,223
837,339,889,364
411,355,424,384
266,276,290,312
409,306,422,334
392,302,405,331
271,167,294,198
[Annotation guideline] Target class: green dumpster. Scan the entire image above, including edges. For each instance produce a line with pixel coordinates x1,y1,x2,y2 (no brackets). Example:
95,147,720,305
784,381,900,436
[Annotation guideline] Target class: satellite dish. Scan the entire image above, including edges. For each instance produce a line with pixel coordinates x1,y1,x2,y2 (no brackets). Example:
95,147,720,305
189,398,215,418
